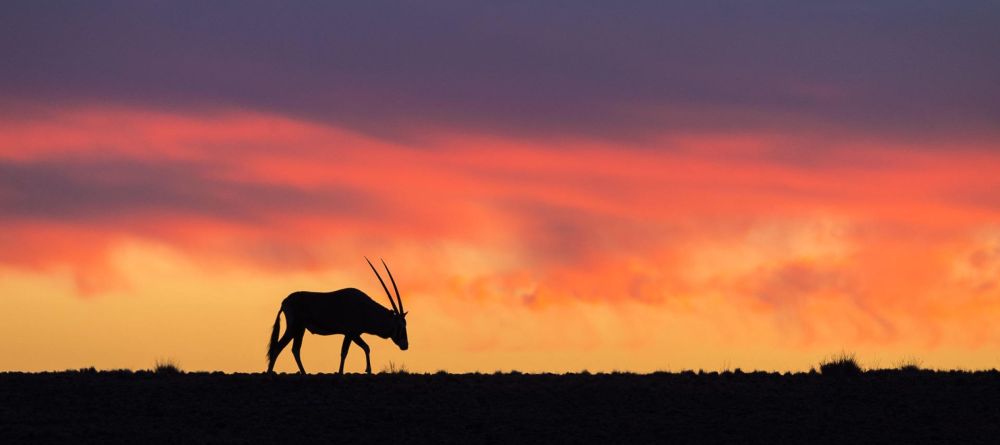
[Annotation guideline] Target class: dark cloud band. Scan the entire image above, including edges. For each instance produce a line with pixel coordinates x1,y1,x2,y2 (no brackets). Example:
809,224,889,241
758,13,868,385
2,1,998,140
0,157,371,223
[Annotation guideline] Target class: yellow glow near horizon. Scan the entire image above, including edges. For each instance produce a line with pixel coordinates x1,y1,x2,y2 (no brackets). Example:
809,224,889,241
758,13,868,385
3,239,999,373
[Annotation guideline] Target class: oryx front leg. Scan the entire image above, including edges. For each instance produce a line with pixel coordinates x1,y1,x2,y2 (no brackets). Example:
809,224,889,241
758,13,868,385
352,335,372,374
338,335,352,374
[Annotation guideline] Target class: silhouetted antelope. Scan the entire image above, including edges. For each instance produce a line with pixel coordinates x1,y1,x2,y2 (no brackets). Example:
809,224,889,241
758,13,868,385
266,258,408,374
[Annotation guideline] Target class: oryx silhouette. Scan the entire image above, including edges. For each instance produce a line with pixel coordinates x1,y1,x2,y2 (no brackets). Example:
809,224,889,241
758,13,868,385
266,258,408,374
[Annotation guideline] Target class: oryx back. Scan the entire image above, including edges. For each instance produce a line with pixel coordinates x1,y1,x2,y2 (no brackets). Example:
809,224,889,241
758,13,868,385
283,288,389,335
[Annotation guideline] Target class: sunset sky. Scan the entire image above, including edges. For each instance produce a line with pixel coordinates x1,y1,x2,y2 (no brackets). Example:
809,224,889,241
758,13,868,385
2,2,1000,373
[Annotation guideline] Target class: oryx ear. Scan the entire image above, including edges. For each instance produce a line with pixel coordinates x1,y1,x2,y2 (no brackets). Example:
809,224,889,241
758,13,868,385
402,311,408,318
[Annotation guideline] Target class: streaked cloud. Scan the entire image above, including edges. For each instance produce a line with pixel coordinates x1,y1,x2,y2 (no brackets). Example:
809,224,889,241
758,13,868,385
2,108,998,327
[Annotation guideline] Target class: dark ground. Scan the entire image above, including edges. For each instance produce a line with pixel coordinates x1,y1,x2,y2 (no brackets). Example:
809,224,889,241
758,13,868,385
2,370,999,444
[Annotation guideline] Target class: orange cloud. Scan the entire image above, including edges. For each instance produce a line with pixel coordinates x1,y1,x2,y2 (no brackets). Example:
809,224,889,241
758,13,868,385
2,106,1000,371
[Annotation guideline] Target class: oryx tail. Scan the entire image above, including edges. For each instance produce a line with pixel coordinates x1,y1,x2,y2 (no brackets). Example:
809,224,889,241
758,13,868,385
266,308,283,363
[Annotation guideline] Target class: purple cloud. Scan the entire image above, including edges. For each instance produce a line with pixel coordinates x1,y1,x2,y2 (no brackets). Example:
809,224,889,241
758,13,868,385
1,1,997,141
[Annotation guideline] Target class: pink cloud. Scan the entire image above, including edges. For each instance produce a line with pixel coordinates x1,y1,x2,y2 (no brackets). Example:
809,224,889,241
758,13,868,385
1,106,1000,349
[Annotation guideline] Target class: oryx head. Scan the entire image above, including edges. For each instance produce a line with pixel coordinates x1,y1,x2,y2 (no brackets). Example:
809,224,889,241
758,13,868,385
366,257,409,351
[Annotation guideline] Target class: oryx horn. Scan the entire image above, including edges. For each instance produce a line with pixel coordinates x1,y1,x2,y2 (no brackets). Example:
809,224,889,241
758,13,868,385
381,258,403,314
366,256,399,314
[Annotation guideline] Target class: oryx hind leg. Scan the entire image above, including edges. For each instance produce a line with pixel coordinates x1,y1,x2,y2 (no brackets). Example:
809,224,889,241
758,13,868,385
352,335,372,374
338,335,352,374
268,329,296,373
291,331,306,374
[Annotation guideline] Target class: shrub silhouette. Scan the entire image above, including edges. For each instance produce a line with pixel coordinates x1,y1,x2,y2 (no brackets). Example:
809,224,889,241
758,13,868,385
154,359,182,375
819,352,862,377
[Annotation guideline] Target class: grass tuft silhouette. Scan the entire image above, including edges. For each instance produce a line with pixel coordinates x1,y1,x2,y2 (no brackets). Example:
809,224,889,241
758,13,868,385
896,356,922,372
819,352,862,377
380,361,408,374
154,359,182,375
